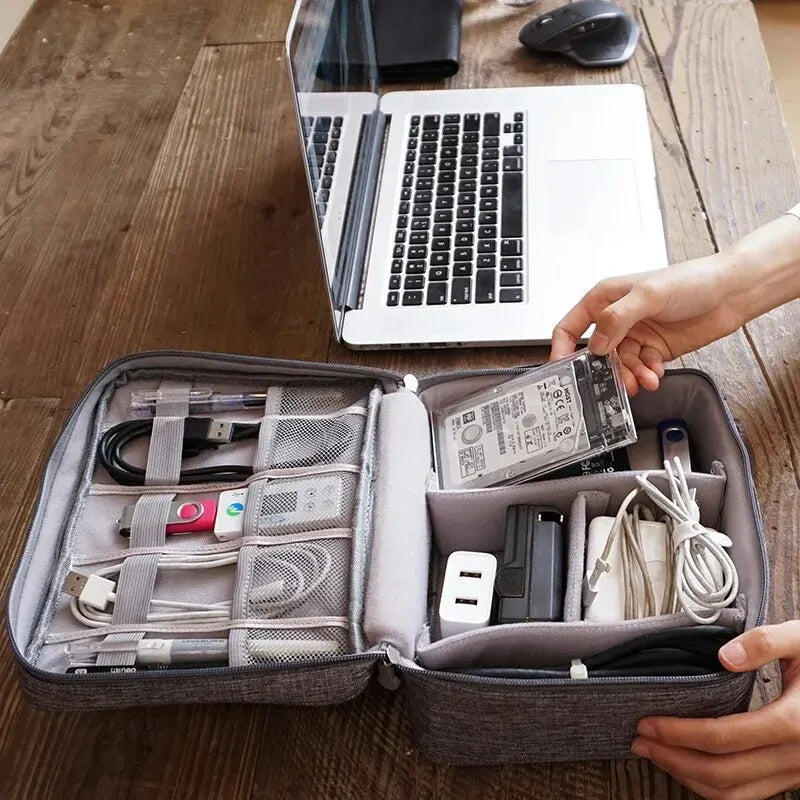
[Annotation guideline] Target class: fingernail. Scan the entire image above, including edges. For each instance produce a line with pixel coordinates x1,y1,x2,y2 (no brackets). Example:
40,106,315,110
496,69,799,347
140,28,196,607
631,740,650,758
637,721,656,739
589,333,609,354
720,640,747,666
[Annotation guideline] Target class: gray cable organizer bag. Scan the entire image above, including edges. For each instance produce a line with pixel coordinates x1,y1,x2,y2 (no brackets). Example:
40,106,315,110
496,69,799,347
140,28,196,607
6,351,768,765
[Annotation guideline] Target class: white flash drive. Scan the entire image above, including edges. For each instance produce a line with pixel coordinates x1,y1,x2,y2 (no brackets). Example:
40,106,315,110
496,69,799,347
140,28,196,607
213,488,249,541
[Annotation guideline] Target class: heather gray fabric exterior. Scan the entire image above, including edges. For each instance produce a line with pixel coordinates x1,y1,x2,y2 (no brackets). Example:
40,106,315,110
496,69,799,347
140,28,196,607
6,355,768,766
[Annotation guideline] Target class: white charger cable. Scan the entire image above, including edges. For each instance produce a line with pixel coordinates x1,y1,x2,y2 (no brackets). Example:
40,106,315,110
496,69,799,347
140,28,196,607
636,458,738,624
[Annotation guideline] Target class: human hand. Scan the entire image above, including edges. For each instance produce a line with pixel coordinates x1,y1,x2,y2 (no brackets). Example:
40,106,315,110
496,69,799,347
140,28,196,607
632,622,800,800
549,253,745,395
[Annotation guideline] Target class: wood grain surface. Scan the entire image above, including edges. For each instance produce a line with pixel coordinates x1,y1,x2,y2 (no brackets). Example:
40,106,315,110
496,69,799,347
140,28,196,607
1,0,799,798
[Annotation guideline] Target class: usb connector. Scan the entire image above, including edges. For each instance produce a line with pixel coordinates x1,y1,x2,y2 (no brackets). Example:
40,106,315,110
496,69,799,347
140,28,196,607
207,420,234,443
62,571,117,611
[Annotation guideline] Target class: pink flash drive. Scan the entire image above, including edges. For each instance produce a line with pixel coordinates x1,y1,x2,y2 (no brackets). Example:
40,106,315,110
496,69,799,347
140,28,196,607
118,499,218,537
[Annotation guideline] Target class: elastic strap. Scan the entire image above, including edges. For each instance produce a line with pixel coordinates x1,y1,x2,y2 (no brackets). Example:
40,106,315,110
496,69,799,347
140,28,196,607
145,380,191,486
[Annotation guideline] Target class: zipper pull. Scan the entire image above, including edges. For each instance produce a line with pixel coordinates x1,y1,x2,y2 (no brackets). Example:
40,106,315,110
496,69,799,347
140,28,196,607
377,644,402,690
403,374,419,394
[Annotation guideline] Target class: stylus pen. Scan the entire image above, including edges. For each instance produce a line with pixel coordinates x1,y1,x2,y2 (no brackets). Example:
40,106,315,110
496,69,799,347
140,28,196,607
66,638,229,666
129,388,268,417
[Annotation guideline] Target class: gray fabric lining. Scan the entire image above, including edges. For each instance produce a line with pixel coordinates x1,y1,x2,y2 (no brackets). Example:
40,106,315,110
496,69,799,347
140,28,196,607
363,390,432,659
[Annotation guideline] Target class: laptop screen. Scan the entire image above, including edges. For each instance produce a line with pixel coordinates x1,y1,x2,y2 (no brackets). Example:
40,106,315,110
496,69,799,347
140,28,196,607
285,0,382,335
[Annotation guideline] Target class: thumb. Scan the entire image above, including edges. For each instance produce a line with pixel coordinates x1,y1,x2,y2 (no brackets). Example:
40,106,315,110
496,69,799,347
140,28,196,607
589,286,661,355
719,621,800,672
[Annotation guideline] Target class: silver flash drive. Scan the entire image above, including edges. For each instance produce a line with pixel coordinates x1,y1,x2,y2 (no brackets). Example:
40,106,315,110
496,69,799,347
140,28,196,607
659,420,691,472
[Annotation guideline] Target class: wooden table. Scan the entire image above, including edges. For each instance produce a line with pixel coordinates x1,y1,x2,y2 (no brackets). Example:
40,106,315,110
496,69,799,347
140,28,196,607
1,1,798,797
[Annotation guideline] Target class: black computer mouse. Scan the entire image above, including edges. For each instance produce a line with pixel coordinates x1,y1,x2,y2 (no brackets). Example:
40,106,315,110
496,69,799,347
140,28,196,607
519,0,640,67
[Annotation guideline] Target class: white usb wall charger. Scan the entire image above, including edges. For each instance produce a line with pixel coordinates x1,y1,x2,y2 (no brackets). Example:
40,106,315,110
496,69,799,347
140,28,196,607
439,551,498,638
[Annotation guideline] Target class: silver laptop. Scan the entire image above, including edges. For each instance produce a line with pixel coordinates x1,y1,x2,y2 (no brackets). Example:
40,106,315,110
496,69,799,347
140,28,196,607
285,0,667,349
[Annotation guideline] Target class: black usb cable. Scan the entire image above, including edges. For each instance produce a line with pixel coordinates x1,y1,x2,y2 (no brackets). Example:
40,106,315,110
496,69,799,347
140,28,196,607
448,626,736,679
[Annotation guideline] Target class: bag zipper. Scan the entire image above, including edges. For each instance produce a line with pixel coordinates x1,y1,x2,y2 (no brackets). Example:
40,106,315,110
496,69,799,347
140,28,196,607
6,349,403,683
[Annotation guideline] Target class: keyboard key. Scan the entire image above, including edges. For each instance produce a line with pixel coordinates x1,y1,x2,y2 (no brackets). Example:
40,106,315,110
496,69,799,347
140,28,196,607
412,204,432,216
395,230,407,243
441,147,458,159
439,171,456,184
403,290,424,306
479,212,497,225
444,113,461,124
478,225,497,239
423,115,440,130
322,176,333,190
410,231,429,244
481,148,499,161
427,283,448,305
442,135,459,147
481,173,499,185
415,190,433,203
315,117,332,131
432,237,450,251
514,133,523,145
405,275,425,289
483,113,500,136
503,123,512,134
443,124,460,136
513,122,523,133
433,223,452,236
477,254,496,268
462,131,479,143
430,251,450,266
319,189,330,202
329,140,339,152
437,184,455,196
458,192,476,205
411,115,420,125
418,166,435,178
439,158,457,171
501,239,523,256
500,257,523,271
459,167,477,179
454,247,473,261
391,259,403,273
480,185,499,198
393,244,404,258
409,126,419,137
387,291,399,306
435,210,453,222
408,138,418,149
429,267,449,281
389,275,401,290
456,219,475,232
504,145,523,157
480,198,498,211
326,151,337,164
416,177,434,190
459,179,477,192
462,143,479,155
482,160,499,173
457,206,475,218
420,142,437,154
331,128,341,139
502,172,523,237
313,131,328,144
408,245,428,259
406,261,426,274
419,154,436,166
484,136,499,148
464,113,480,131
514,112,523,122
461,155,478,167
451,277,472,304
399,201,410,214
503,157,523,172
476,270,496,303
411,218,430,231
436,196,454,209
478,240,496,253
454,263,473,277
500,288,523,303
500,273,523,287
454,233,474,247
401,187,412,200
404,163,414,174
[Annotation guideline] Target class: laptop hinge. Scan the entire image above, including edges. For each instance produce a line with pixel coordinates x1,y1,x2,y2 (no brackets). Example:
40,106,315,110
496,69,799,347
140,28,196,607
336,109,387,313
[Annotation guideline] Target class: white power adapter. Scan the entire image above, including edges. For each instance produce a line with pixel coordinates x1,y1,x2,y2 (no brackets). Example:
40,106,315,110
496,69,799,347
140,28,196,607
439,551,497,638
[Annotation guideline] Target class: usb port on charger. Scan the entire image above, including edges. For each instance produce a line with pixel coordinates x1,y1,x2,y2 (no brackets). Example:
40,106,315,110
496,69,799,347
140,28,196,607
454,597,478,606
459,570,482,578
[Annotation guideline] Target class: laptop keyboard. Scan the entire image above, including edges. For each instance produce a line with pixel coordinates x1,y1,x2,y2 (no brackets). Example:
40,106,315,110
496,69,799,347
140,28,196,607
301,115,343,225
386,112,526,307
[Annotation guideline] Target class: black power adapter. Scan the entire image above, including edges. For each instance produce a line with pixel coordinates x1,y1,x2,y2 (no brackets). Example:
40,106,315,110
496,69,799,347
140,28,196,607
494,505,565,623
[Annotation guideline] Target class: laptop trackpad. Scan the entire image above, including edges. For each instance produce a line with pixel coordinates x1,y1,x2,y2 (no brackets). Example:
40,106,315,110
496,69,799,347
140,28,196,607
543,158,642,235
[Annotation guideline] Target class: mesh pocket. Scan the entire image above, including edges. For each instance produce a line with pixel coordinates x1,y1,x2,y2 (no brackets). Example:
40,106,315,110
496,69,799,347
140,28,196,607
246,539,351,619
242,625,350,665
247,473,358,537
259,414,366,470
269,383,371,416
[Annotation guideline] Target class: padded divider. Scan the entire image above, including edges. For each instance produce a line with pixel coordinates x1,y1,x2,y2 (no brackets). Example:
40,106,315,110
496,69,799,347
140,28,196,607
416,605,746,670
363,389,432,659
427,471,727,556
